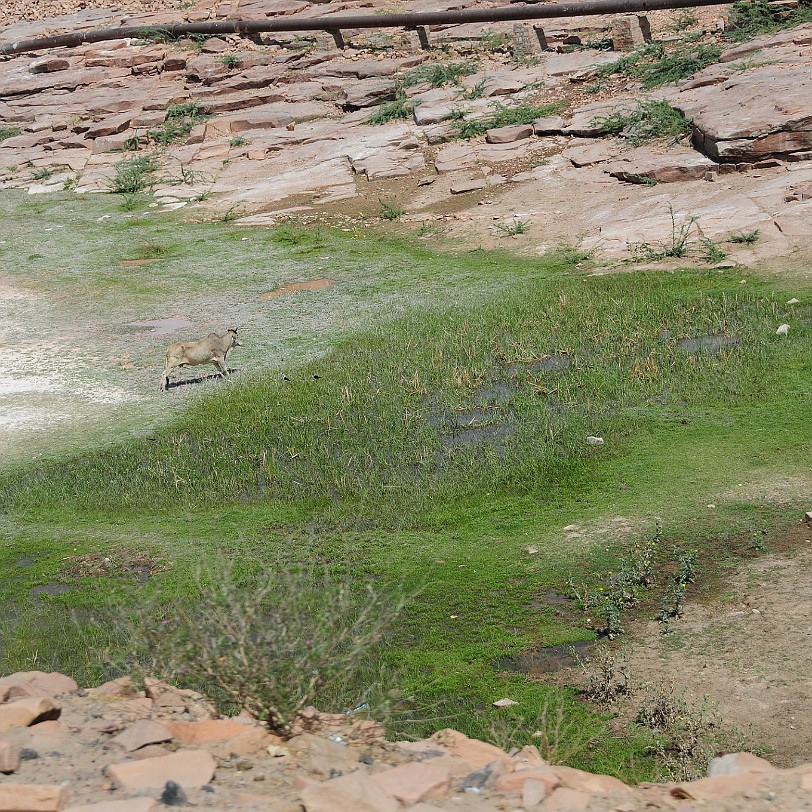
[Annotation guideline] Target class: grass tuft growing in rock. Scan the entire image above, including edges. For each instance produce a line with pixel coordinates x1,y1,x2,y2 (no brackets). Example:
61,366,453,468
109,154,158,195
403,60,479,88
724,0,812,42
452,101,565,139
0,125,21,142
592,100,691,146
596,41,723,88
148,102,209,146
366,94,414,125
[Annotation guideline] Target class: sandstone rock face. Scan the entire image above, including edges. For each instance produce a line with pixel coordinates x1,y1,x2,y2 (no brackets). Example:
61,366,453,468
606,145,719,183
106,750,217,790
111,720,173,752
0,785,69,811
300,771,399,812
0,672,77,699
0,697,61,732
165,718,248,745
486,124,533,144
0,741,21,774
371,761,452,805
65,801,157,812
675,63,812,162
338,78,398,110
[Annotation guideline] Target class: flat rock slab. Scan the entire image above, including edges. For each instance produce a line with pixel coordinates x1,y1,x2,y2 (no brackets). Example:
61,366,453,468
107,749,216,790
111,720,173,752
0,785,70,811
0,697,61,732
676,62,812,161
606,146,719,183
486,124,533,144
65,800,157,812
543,50,624,77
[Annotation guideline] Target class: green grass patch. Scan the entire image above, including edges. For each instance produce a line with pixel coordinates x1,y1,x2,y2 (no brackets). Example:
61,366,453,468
452,101,565,139
0,126,21,142
592,99,691,146
597,41,723,88
148,102,210,146
109,154,158,195
366,94,414,125
2,214,811,779
724,0,812,42
403,60,479,88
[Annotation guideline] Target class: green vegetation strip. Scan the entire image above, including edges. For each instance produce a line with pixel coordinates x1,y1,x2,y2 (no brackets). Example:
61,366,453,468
1,230,811,780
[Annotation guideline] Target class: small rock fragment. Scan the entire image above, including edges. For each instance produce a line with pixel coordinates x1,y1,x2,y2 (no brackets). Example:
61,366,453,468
586,436,604,446
492,698,519,708
776,323,790,335
0,784,69,811
0,696,61,732
0,742,21,774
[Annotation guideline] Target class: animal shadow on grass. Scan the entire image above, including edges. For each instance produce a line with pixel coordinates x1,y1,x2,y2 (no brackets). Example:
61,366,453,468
165,369,239,390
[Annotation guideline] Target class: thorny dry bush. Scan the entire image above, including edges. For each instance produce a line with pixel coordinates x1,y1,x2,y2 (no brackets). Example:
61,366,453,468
488,693,604,765
635,683,747,781
576,644,632,704
576,649,749,780
116,561,410,737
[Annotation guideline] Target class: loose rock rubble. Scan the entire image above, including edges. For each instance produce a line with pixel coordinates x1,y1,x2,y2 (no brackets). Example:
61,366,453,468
1,0,811,263
3,669,812,810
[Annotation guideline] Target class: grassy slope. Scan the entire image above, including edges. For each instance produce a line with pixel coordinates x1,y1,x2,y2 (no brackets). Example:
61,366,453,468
1,209,811,779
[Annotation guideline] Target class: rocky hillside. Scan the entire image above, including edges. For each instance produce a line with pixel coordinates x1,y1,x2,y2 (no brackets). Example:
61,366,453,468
1,0,811,265
3,669,812,811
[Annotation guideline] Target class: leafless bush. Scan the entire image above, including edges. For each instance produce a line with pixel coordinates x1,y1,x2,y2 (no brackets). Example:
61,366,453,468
118,561,409,736
488,694,603,765
635,683,745,781
577,644,632,704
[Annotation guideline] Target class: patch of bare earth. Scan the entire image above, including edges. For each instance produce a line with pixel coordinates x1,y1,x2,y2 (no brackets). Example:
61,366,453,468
618,521,812,767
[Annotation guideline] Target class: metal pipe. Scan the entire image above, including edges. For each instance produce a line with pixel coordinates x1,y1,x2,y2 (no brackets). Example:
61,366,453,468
0,0,733,56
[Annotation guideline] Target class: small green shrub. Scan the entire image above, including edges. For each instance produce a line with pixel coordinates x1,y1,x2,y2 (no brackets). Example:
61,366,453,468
670,9,699,30
452,101,565,139
31,167,55,181
0,126,21,142
148,102,209,146
635,686,744,781
495,220,528,236
478,30,512,53
366,94,414,125
222,54,240,69
730,229,760,244
700,237,727,264
116,561,409,736
597,41,723,88
724,0,812,41
592,99,691,146
379,199,404,221
229,136,248,148
110,155,158,195
403,60,478,88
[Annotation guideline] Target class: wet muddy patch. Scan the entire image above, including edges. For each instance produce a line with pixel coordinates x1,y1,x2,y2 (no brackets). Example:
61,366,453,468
426,354,570,452
497,640,594,675
667,332,740,355
262,279,334,299
127,317,193,335
30,582,74,599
